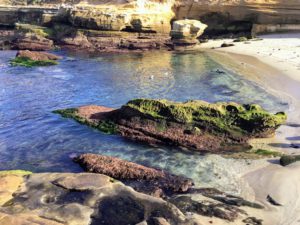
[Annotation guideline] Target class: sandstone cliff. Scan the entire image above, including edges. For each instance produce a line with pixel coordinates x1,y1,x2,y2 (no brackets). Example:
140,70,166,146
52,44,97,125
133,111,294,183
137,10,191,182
174,0,300,35
0,0,300,38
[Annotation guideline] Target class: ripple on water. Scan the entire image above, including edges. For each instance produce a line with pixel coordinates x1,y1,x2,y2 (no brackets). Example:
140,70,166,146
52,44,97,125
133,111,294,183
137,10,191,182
0,50,287,194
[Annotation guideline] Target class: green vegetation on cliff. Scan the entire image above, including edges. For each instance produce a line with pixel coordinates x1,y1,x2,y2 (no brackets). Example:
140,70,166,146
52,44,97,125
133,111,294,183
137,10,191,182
124,99,287,137
11,57,58,67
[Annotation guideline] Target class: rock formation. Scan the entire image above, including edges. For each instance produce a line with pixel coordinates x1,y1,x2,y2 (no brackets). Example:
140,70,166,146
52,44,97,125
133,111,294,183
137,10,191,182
170,19,207,46
174,0,300,37
16,50,61,60
0,172,194,225
0,170,264,224
0,0,179,52
11,32,54,51
54,99,286,152
1,0,299,51
74,153,193,197
11,50,61,67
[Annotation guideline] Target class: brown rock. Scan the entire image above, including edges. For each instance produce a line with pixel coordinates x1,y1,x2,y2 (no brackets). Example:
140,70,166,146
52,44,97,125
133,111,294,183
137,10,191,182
55,99,286,153
0,175,24,206
0,212,64,225
0,172,192,225
16,50,61,61
61,32,92,48
12,34,54,51
74,153,194,196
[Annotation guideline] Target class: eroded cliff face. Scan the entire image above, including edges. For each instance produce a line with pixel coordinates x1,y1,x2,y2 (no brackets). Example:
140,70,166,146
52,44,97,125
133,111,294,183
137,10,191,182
174,0,300,35
0,0,176,34
0,0,300,40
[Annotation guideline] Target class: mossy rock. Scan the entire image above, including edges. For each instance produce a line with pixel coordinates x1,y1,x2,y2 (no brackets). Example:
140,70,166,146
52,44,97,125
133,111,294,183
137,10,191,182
252,149,282,157
280,155,300,166
0,170,32,176
123,99,287,138
10,57,58,67
53,108,117,134
54,99,286,152
223,149,283,159
233,37,248,42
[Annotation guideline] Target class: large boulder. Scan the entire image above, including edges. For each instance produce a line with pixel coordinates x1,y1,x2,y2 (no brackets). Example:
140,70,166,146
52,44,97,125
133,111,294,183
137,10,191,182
16,50,61,61
170,19,207,45
171,19,207,39
280,155,300,166
74,153,194,197
11,50,61,67
54,99,286,152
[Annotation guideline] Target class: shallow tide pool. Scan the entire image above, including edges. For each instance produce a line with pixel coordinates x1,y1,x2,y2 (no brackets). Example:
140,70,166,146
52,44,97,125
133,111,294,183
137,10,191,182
0,50,287,194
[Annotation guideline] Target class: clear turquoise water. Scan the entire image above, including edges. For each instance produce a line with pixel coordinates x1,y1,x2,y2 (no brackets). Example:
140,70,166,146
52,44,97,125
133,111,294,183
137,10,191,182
0,50,287,193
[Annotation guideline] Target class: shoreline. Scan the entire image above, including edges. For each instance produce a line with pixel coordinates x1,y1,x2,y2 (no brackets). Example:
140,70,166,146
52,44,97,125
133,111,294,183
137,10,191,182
201,33,300,155
201,33,300,225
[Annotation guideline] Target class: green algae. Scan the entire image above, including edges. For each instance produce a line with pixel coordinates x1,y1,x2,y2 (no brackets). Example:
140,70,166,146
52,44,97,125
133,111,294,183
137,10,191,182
223,149,283,159
124,99,287,138
98,121,118,134
253,149,282,157
10,57,58,67
53,108,118,134
0,170,32,176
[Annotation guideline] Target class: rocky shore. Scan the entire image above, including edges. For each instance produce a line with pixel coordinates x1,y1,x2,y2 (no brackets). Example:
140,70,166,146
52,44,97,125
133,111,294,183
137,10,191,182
1,1,300,225
1,0,300,52
0,158,266,225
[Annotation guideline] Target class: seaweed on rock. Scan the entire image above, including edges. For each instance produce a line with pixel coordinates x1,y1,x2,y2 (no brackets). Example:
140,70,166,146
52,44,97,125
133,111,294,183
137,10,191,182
54,99,287,152
53,108,118,134
10,57,58,67
123,99,287,138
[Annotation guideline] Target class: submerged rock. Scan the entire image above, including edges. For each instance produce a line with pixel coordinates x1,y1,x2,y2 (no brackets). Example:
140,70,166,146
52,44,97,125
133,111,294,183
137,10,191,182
11,50,61,67
74,153,193,197
54,99,286,152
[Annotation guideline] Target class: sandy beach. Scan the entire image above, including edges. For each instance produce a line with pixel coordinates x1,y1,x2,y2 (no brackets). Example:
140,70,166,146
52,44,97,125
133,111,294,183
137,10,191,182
200,33,300,225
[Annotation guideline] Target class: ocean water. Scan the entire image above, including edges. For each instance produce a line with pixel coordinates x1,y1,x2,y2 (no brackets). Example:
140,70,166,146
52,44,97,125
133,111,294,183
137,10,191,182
0,50,287,194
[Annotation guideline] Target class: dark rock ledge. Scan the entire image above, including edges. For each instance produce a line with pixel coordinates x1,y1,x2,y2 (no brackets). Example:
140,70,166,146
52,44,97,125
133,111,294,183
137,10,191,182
73,153,193,197
0,155,265,225
54,98,287,153
73,153,265,222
